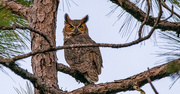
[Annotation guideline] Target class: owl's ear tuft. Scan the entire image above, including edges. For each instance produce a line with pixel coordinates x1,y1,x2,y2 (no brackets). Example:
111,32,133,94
81,15,89,24
65,13,71,24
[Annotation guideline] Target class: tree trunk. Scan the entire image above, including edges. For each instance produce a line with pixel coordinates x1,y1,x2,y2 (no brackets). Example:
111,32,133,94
28,0,59,93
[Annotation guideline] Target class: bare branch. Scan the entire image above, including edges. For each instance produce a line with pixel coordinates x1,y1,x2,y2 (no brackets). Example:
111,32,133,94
1,51,179,94
1,53,180,94
0,59,65,94
1,53,179,94
69,59,180,94
7,25,159,61
0,24,52,47
8,39,156,62
110,0,180,32
1,0,30,19
57,63,89,84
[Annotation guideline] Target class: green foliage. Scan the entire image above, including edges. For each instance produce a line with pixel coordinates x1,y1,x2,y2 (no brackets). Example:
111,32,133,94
0,6,27,26
167,60,180,74
14,81,34,94
0,6,30,58
158,31,180,60
0,30,30,57
167,0,180,7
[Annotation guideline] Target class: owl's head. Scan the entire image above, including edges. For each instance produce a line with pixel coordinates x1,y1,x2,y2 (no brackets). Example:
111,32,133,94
63,13,89,39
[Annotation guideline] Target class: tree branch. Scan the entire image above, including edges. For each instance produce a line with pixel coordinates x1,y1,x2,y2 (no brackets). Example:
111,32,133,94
0,24,52,47
1,51,180,94
110,0,180,32
1,0,30,19
8,40,155,62
69,59,180,94
0,59,65,94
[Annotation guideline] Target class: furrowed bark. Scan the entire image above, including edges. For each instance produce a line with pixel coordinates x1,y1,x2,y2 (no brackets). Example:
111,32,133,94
27,0,59,93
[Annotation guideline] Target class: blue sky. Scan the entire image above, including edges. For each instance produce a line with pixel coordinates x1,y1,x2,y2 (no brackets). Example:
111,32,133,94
1,0,180,94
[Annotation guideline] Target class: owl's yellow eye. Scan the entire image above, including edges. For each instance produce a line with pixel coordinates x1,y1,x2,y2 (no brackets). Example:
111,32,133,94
68,25,74,29
78,25,83,29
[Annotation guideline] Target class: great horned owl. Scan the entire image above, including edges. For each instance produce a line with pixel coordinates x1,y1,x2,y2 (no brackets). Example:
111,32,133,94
63,14,103,84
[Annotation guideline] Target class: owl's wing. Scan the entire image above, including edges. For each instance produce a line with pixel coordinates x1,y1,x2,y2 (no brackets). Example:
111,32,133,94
90,48,103,75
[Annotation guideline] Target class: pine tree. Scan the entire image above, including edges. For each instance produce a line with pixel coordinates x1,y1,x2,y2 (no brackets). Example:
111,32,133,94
0,0,180,94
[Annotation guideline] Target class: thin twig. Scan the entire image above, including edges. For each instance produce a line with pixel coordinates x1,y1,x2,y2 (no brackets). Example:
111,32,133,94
147,68,159,94
142,0,162,40
161,1,180,18
0,24,52,47
162,5,174,21
138,0,150,38
8,39,158,62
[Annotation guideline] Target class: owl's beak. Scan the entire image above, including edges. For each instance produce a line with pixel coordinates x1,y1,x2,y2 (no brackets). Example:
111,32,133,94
74,28,79,34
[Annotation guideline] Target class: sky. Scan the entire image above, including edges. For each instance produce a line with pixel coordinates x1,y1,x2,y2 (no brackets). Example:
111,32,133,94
1,0,180,94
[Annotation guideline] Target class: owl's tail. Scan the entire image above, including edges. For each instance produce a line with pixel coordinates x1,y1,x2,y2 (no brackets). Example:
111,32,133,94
84,71,98,84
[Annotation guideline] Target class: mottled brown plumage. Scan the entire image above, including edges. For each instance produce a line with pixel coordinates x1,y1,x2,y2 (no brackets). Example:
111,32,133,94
63,14,103,84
